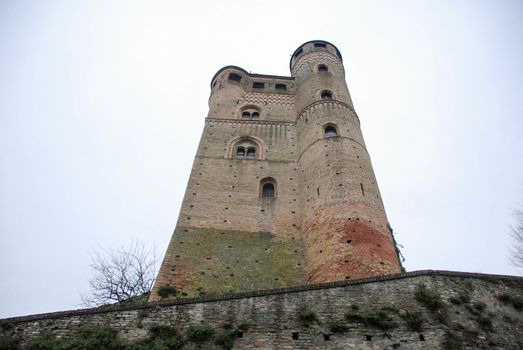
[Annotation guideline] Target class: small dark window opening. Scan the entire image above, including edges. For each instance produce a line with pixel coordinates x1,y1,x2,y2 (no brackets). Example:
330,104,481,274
237,331,244,338
275,83,287,91
318,64,328,72
314,42,327,48
242,111,251,119
294,48,303,58
419,334,425,341
323,334,330,341
236,147,245,159
321,90,333,100
251,112,260,120
228,73,242,82
325,125,338,138
292,332,299,340
262,183,275,197
366,335,373,341
253,82,265,89
246,147,256,159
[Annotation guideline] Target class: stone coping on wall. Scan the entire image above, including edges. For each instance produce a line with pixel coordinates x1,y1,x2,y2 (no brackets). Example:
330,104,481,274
3,269,522,323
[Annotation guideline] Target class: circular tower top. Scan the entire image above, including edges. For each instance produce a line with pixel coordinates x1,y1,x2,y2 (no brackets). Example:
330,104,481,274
289,40,343,74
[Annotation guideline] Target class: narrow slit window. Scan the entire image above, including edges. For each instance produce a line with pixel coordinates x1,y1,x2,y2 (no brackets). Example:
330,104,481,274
236,147,245,159
314,42,327,48
324,125,338,138
246,147,256,159
294,48,303,58
318,64,328,72
262,183,275,197
253,82,265,89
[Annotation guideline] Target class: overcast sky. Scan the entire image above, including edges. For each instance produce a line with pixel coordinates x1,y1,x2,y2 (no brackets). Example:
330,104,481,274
1,0,522,319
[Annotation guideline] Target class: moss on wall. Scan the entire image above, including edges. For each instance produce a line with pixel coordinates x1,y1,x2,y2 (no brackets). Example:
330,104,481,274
157,226,307,299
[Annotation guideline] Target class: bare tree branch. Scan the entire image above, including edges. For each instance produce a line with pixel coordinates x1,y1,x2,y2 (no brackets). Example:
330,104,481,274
509,209,523,269
81,241,158,306
509,209,523,272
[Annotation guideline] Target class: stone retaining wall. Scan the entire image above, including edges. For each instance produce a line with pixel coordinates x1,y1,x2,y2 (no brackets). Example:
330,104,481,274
1,270,522,349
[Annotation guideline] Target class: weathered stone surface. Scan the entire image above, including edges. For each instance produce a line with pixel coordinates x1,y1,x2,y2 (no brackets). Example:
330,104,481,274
2,271,522,349
151,40,401,300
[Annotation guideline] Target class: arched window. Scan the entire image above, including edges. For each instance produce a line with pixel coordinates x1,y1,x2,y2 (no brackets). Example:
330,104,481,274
239,106,261,120
324,124,338,138
229,136,263,161
318,64,328,72
246,147,256,159
236,147,246,159
260,177,277,198
262,183,275,197
321,90,333,100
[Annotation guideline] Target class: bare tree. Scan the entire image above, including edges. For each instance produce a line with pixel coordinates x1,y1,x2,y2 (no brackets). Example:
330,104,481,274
509,209,523,272
81,241,158,306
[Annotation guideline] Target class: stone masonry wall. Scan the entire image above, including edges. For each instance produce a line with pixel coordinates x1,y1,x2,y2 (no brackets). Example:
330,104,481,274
2,271,522,349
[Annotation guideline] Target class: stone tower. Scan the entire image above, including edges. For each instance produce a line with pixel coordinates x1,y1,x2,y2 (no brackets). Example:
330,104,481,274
150,40,401,302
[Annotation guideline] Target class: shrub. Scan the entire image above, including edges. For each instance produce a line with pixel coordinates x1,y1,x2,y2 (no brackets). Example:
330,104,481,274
148,324,181,339
0,335,20,350
497,293,523,310
401,311,424,332
476,315,493,332
215,331,236,350
237,323,251,331
443,330,463,350
297,308,319,327
465,302,487,316
156,285,177,298
186,325,214,344
512,295,523,310
449,291,471,305
0,322,14,332
345,308,397,331
27,327,125,350
328,321,349,333
415,283,444,312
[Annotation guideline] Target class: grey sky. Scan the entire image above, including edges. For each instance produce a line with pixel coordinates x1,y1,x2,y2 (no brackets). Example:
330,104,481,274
1,0,522,318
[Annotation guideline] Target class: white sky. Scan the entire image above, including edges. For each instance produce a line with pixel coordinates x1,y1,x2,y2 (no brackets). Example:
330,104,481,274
1,0,522,318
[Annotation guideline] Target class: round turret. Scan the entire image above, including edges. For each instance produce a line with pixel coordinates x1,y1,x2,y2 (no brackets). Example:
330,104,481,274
293,40,402,284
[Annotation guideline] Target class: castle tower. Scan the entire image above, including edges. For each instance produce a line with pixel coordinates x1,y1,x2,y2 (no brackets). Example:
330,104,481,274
150,40,401,302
